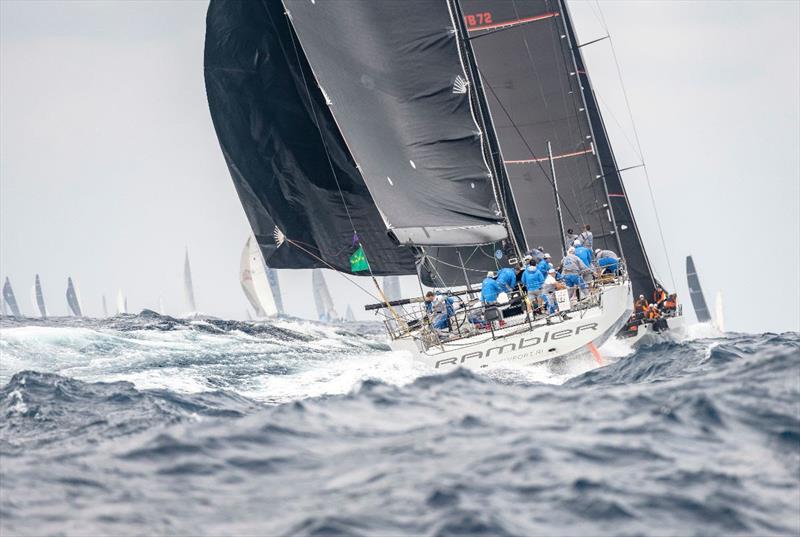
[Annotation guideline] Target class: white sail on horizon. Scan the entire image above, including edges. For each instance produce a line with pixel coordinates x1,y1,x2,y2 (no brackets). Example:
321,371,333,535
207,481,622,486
239,236,278,318
312,269,339,322
714,291,725,333
31,274,47,319
184,248,197,313
116,289,126,314
66,277,83,317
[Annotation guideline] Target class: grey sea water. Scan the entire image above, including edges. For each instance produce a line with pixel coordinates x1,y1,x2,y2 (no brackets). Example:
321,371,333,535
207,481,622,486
1,313,798,536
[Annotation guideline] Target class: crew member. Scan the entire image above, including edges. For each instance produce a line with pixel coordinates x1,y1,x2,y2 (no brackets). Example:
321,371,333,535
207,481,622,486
634,294,649,318
652,285,667,308
430,293,454,330
542,268,559,314
646,303,661,321
527,247,546,265
574,240,593,268
522,264,545,309
496,265,518,292
579,224,593,250
565,229,578,251
662,293,677,312
560,247,589,297
595,249,619,274
536,253,552,275
480,271,504,305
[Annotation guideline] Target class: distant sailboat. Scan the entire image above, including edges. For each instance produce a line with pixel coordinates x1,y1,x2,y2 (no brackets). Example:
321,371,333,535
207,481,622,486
382,276,401,302
31,274,47,319
65,277,83,317
184,249,197,313
117,289,127,314
685,256,711,323
714,291,725,333
2,277,21,318
102,294,109,317
239,236,278,318
312,269,339,322
345,305,356,322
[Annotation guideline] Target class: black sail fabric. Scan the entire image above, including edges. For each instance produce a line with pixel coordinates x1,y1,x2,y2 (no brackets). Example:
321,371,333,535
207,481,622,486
685,256,711,323
283,0,507,246
204,0,416,275
461,0,618,259
560,1,658,297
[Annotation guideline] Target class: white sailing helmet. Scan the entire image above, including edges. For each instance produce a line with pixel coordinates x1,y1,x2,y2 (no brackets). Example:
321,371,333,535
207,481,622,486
496,292,509,305
595,249,602,255
544,253,551,259
486,271,496,278
574,240,582,246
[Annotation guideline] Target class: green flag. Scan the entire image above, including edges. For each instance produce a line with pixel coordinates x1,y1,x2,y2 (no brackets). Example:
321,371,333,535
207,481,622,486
350,245,369,272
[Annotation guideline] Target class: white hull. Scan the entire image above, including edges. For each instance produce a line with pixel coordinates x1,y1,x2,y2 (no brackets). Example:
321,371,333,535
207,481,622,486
623,313,686,347
391,281,632,371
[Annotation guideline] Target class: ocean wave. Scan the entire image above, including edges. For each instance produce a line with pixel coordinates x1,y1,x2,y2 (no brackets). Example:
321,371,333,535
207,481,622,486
0,315,798,536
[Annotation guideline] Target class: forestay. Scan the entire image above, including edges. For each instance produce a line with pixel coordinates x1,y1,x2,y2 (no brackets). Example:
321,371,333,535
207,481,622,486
284,0,507,246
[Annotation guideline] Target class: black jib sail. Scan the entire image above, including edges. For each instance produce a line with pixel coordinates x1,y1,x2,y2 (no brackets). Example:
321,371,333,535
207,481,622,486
2,277,21,318
204,0,416,275
685,255,711,323
283,0,507,247
66,277,82,317
559,1,657,297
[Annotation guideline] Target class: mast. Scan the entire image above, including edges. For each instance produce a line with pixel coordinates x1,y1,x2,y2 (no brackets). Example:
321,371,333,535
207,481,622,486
448,0,526,257
547,142,567,257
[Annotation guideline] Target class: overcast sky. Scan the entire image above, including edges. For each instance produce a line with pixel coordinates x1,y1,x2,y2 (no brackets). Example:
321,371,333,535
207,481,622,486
1,0,798,333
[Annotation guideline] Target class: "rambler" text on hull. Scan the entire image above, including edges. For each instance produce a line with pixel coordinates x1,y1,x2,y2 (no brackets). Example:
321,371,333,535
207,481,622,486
434,322,598,368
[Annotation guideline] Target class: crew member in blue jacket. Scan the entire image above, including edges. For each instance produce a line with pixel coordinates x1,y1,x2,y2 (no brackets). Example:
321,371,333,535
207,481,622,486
574,241,593,267
480,272,504,304
522,264,545,307
595,249,619,274
496,266,517,292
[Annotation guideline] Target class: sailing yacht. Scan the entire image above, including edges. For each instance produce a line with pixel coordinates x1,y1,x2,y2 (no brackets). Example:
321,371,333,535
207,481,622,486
66,277,83,317
204,0,682,369
3,277,21,318
31,274,47,319
240,236,281,318
686,255,724,332
312,269,339,322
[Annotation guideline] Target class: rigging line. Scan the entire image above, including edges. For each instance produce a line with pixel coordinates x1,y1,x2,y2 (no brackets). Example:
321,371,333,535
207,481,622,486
278,8,358,238
477,70,581,226
593,1,676,290
283,238,384,304
577,35,609,48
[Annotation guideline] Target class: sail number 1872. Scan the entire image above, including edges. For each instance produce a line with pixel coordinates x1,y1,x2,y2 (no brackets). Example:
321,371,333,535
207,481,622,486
464,12,493,27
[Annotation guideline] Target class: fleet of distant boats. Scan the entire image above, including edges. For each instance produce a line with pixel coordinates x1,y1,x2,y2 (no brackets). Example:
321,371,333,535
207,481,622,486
0,235,403,323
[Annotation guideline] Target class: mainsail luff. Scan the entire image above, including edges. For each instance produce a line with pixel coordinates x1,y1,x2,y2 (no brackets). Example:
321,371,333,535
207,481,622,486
558,0,657,297
460,0,619,260
685,255,711,323
283,0,508,246
2,277,21,318
66,277,83,317
204,0,417,275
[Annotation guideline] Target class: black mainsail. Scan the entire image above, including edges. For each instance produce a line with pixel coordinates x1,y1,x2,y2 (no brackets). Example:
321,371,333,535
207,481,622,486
204,0,416,275
685,255,711,323
559,1,658,297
